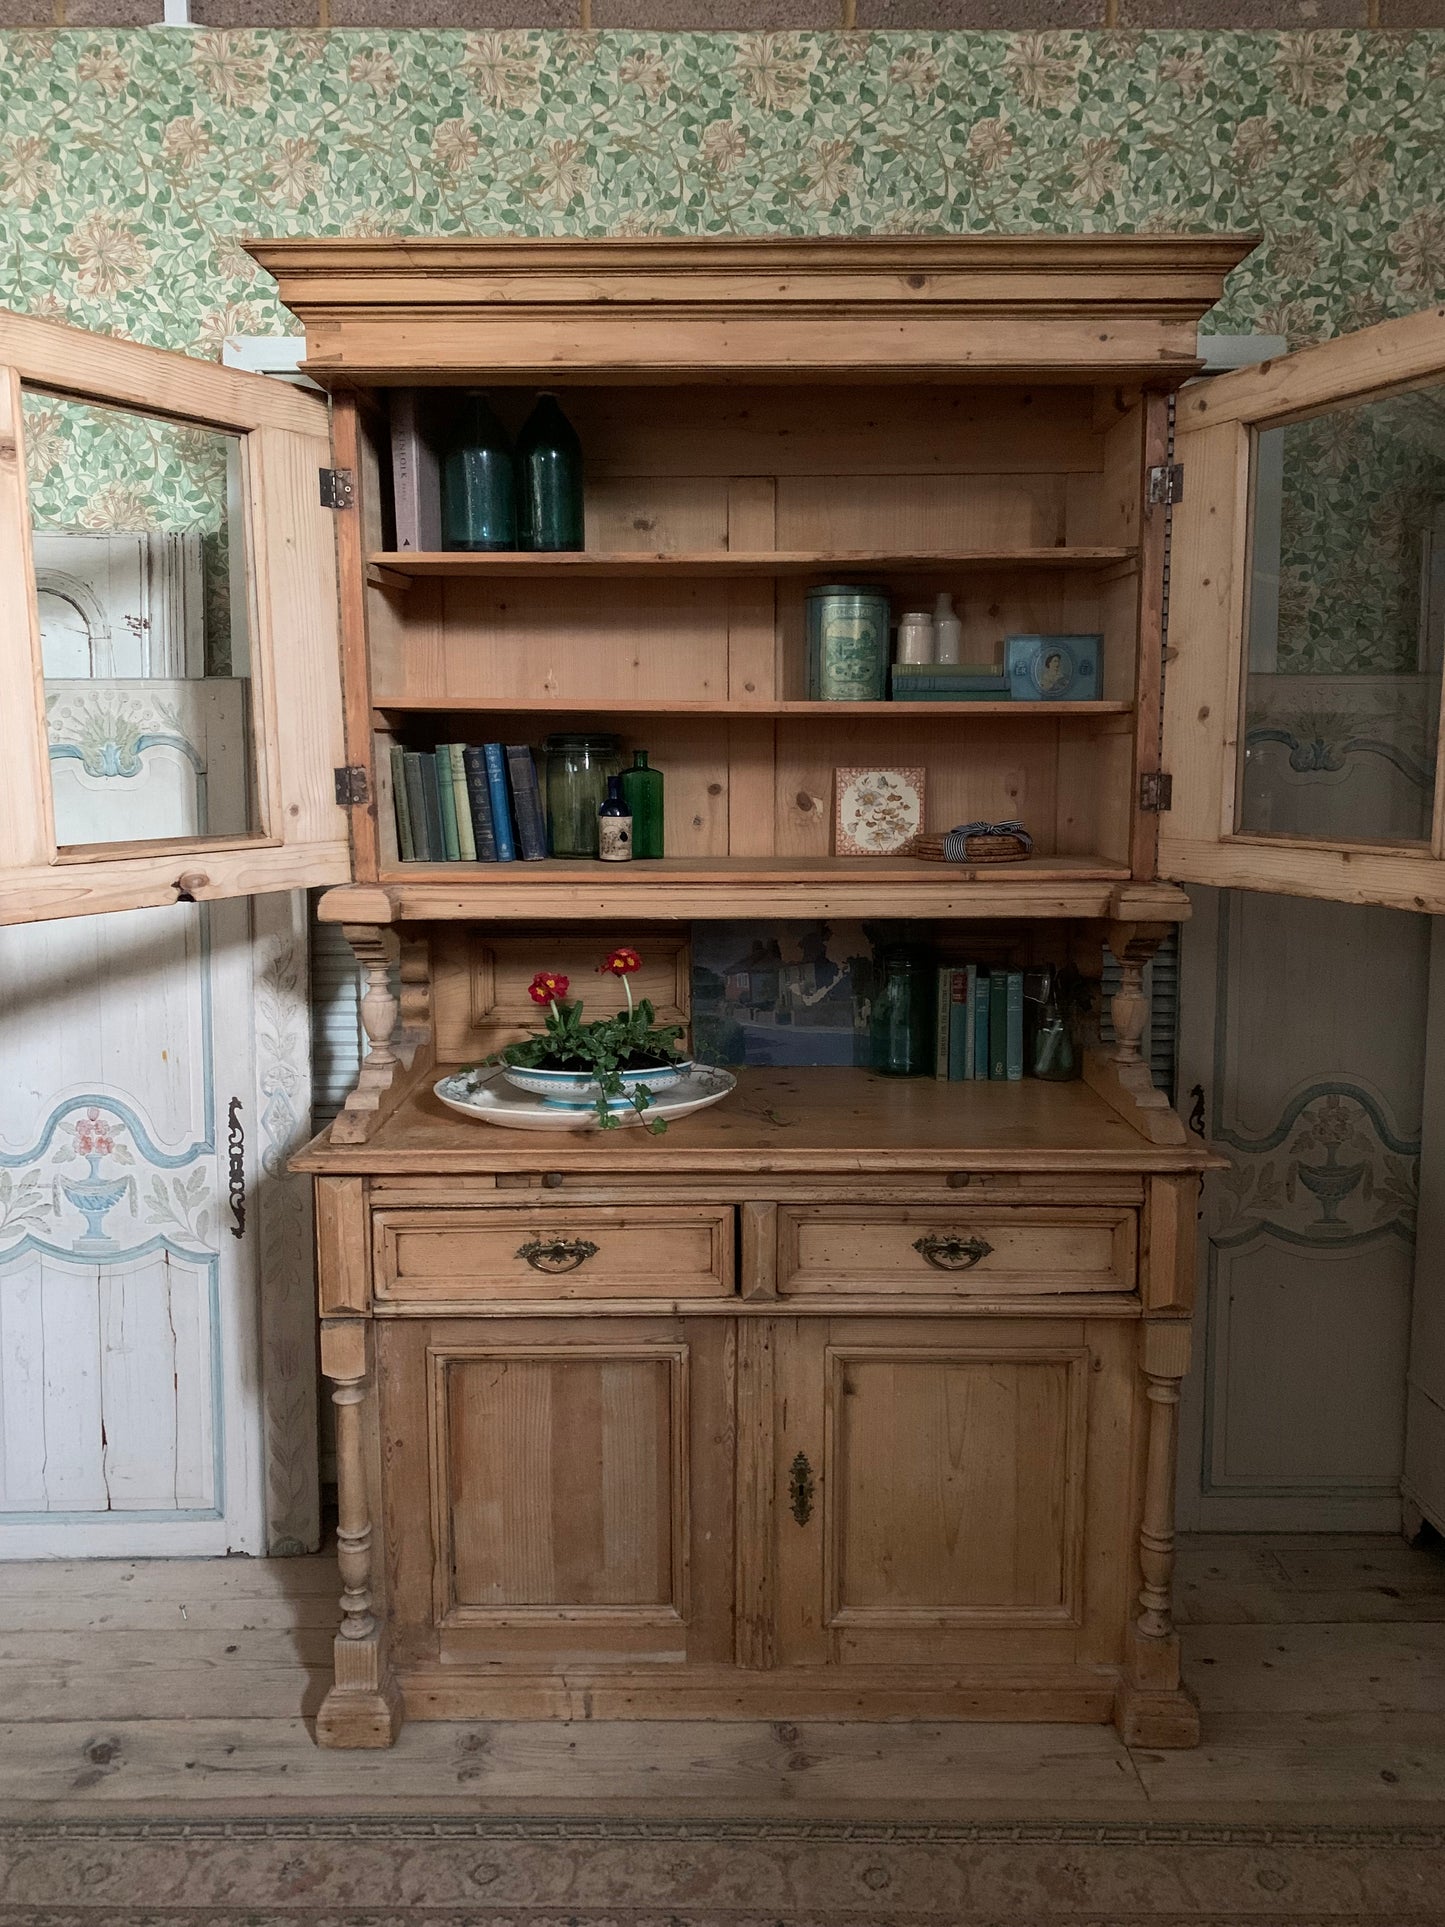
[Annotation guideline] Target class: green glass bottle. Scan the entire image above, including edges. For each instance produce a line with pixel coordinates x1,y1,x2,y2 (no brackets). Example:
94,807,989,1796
441,393,516,552
620,749,664,858
516,392,584,552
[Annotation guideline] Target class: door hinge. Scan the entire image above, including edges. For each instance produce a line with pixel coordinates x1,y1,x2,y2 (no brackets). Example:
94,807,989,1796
1139,771,1173,813
1147,462,1183,508
319,466,355,510
334,764,369,805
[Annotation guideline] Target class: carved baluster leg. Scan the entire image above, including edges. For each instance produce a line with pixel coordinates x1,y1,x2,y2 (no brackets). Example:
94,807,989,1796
315,1320,402,1748
1115,1319,1199,1747
1082,920,1187,1147
330,925,402,1146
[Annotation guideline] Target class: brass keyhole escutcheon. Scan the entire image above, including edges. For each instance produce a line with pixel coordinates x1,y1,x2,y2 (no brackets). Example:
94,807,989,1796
913,1233,994,1271
789,1451,814,1526
516,1237,599,1274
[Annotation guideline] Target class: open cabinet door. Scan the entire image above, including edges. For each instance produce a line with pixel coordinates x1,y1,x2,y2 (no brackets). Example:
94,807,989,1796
0,309,350,924
1161,306,1445,913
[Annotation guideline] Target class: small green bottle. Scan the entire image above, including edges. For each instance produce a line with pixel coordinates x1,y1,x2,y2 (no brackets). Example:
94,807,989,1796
515,392,584,552
441,393,516,552
620,750,664,858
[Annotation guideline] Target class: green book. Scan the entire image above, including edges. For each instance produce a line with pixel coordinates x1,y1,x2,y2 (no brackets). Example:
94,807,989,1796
447,745,476,861
403,751,433,860
934,965,952,1079
434,748,461,860
988,970,1009,1080
972,970,990,1080
390,744,415,861
951,965,976,1081
1005,969,1025,1082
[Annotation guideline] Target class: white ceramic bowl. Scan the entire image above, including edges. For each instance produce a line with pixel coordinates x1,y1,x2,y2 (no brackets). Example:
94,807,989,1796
501,1061,691,1108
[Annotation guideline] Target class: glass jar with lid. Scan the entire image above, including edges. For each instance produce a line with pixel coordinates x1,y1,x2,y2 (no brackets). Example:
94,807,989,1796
543,732,621,857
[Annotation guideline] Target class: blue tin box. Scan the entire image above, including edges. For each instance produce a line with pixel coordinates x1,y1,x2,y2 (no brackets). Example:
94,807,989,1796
1004,634,1102,702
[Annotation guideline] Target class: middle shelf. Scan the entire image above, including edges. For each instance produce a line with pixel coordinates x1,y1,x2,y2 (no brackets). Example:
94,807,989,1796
372,697,1134,719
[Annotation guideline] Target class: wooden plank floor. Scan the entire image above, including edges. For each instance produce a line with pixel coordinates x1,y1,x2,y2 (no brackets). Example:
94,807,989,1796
0,1532,1441,1820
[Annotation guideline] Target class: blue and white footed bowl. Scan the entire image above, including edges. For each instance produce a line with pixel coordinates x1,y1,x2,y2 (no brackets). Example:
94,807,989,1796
501,1061,692,1109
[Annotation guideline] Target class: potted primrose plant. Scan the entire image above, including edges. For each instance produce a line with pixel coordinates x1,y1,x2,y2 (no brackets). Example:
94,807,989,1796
491,948,690,1131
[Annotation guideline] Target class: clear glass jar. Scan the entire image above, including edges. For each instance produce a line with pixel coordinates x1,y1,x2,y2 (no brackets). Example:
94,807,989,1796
543,732,620,857
870,953,935,1077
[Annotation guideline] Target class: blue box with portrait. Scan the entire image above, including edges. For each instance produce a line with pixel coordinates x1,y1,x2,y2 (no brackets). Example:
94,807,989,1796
1005,634,1102,702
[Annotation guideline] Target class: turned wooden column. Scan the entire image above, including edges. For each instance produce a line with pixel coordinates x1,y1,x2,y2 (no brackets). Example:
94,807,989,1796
330,925,401,1147
315,1318,402,1748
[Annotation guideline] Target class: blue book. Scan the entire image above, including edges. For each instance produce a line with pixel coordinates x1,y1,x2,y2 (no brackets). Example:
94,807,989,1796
989,970,1009,1080
462,746,498,861
506,744,548,862
1005,969,1025,1082
972,971,990,1080
483,743,516,862
947,968,971,1082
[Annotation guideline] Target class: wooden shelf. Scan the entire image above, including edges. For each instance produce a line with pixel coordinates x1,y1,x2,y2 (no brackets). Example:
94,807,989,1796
371,697,1133,720
368,547,1136,584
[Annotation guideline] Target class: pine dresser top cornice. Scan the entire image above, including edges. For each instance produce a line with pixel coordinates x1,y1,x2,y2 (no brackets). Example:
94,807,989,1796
246,232,1259,385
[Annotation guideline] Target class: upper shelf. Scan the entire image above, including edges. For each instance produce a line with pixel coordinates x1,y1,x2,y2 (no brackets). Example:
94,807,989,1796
368,547,1137,584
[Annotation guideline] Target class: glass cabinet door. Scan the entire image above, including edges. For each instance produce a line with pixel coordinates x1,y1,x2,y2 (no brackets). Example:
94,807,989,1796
0,309,350,925
1161,306,1445,913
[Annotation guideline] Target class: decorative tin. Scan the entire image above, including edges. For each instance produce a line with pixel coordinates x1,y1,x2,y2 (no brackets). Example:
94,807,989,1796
807,584,890,701
1004,633,1103,701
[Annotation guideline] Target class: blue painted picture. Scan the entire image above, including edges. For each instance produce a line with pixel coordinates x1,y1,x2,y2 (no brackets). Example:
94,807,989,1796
691,922,878,1068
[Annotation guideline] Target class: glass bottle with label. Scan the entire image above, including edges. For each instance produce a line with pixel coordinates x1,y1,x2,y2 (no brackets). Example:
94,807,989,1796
620,750,664,858
597,775,633,862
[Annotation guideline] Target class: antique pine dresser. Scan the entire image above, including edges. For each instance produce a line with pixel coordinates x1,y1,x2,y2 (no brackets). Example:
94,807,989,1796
4,237,1445,1750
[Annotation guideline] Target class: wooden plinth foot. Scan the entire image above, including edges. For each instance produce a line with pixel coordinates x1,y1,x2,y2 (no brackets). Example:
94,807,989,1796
1114,1676,1200,1748
315,1673,404,1749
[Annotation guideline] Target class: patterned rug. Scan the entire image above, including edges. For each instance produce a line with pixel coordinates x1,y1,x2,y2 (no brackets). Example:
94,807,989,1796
1,1816,1443,1926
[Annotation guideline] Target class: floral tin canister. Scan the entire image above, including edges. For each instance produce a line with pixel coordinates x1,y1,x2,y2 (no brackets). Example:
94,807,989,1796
806,585,890,702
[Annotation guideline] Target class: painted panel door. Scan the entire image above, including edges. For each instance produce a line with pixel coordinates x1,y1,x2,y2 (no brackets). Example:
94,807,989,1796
771,1316,1137,1670
1162,305,1445,912
0,306,350,924
379,1316,735,1671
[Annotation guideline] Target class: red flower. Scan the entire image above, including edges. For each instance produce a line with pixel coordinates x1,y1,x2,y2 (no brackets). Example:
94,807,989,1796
528,971,569,1006
599,947,642,977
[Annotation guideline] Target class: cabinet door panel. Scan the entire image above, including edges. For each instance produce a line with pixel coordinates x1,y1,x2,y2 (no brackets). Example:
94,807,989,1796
0,309,349,923
1162,306,1445,911
773,1316,1136,1669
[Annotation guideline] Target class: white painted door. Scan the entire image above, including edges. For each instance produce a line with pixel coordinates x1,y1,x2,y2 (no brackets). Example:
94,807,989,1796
0,535,319,1557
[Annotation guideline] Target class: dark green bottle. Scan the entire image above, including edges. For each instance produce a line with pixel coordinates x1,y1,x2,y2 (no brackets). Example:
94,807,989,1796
516,392,584,552
620,749,664,858
441,393,516,552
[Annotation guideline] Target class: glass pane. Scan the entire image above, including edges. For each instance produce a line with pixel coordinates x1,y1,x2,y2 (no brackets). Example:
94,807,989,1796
24,387,259,850
1240,385,1445,845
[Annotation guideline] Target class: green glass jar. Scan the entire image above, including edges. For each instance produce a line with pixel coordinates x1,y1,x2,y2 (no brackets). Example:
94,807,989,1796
516,393,584,552
620,749,664,859
870,954,935,1077
543,732,620,857
441,393,516,552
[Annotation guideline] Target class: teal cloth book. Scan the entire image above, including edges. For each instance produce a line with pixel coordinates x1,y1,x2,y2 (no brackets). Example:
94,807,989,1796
461,746,498,861
972,970,990,1079
434,748,461,860
934,965,951,1079
415,752,444,861
390,744,415,861
988,970,1009,1080
447,746,477,862
1005,969,1025,1082
483,743,516,862
948,968,971,1081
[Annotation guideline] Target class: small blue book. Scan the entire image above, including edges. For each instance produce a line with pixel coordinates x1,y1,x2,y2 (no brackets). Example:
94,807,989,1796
1005,969,1025,1082
483,743,516,862
462,746,498,861
972,970,990,1080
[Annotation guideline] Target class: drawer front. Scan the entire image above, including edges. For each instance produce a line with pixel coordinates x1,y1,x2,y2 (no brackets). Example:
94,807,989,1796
375,1205,735,1302
776,1206,1135,1296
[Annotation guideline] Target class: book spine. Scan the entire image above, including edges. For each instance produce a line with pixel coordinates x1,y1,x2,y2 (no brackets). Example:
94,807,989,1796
448,745,476,861
389,389,441,552
390,744,415,861
989,970,1009,1080
434,747,461,861
462,746,498,861
402,752,429,860
417,752,445,862
972,970,990,1079
947,969,969,1082
506,744,548,862
1005,969,1025,1082
934,965,952,1079
484,743,516,861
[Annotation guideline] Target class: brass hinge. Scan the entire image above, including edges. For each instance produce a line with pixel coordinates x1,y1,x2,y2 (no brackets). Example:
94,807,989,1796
334,764,369,805
1147,462,1183,508
319,467,355,510
1139,771,1173,812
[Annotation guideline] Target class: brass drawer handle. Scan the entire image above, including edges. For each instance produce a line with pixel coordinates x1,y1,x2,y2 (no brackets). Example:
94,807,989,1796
517,1236,599,1274
913,1233,993,1272
789,1451,814,1526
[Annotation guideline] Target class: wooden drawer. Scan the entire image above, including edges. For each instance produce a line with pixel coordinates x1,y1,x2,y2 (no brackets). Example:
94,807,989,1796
776,1205,1135,1297
374,1205,735,1302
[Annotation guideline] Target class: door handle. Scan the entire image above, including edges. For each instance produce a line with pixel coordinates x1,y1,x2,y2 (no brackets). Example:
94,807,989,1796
789,1451,814,1526
913,1233,993,1271
516,1236,599,1274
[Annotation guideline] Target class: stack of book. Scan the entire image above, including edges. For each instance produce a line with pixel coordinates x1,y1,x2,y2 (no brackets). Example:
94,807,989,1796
891,663,1011,702
934,965,1024,1080
390,743,547,863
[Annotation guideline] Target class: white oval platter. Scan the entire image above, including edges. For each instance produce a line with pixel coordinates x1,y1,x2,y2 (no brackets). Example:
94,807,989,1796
434,1064,737,1133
